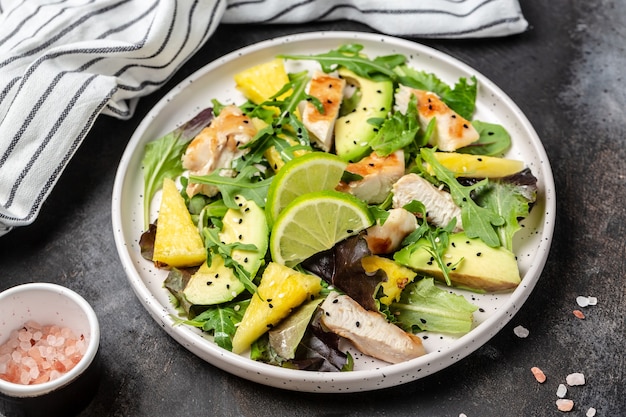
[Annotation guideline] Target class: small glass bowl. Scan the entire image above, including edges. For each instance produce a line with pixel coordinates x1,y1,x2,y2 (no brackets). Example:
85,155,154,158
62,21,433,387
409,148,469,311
0,283,101,417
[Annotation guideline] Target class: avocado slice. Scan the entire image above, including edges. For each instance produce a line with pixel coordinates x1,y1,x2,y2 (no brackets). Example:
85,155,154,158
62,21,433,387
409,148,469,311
183,197,268,305
393,232,521,292
334,68,393,162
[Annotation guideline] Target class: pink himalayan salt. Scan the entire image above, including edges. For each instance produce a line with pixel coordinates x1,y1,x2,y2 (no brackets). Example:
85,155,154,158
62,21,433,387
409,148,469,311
0,321,87,385
531,366,547,383
556,399,574,412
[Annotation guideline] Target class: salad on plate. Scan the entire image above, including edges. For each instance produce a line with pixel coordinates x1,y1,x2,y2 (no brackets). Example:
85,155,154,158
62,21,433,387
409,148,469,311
137,44,537,372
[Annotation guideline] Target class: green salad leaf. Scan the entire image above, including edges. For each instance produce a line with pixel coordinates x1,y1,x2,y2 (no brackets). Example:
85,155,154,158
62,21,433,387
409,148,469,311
420,148,504,247
391,278,478,334
141,108,214,230
174,299,249,351
279,44,405,81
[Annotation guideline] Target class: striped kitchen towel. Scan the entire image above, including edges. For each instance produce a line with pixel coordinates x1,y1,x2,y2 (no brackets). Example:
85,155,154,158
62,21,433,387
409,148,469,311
0,0,527,236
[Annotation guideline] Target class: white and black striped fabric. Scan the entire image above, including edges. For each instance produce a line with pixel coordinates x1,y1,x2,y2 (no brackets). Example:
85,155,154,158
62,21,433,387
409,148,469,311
223,0,528,39
0,0,527,236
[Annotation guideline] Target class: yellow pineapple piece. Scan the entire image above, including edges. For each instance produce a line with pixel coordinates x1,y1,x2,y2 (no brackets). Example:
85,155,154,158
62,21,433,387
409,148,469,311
231,262,323,354
234,58,290,104
153,178,205,267
362,255,417,305
428,152,524,178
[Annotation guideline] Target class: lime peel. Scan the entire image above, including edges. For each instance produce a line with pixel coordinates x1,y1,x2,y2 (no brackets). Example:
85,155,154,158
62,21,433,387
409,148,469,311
270,190,373,267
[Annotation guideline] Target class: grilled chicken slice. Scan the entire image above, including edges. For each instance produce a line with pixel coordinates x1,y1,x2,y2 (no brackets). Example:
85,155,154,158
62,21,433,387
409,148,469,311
392,173,463,232
182,105,257,197
395,85,479,152
301,71,346,151
336,150,405,204
320,291,426,364
365,208,417,255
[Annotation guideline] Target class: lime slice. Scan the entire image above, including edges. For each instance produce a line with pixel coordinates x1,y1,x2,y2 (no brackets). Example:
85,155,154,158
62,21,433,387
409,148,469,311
266,152,347,225
270,190,373,267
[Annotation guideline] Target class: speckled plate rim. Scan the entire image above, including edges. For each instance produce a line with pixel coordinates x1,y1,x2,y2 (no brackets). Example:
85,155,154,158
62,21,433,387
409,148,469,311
111,31,556,393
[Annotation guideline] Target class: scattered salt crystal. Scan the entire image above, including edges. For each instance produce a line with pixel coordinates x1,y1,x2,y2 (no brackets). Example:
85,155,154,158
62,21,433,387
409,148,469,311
556,399,574,412
531,366,547,383
576,296,589,307
573,310,585,319
513,325,530,338
587,297,597,306
566,372,585,386
556,383,567,398
459,414,468,417
586,407,596,417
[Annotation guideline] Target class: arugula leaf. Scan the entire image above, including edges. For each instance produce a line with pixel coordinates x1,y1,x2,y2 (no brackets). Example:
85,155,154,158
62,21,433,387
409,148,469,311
141,108,214,230
189,165,272,210
420,148,504,247
457,120,512,156
173,299,249,351
391,278,478,334
202,227,258,294
399,200,457,285
369,93,423,157
279,44,404,81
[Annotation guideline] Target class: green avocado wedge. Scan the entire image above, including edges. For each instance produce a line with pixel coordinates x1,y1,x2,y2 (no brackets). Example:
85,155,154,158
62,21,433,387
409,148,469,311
394,232,521,292
183,197,268,305
334,68,393,162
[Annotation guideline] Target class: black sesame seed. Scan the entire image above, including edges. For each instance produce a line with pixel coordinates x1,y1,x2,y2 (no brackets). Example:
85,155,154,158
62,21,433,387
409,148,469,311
347,229,353,234
463,123,469,129
243,120,249,123
479,308,485,312
451,242,456,247
325,312,330,316
206,281,212,286
327,99,333,104
332,299,339,303
451,114,457,119
346,120,351,124
268,303,274,308
477,158,483,162
244,257,249,263
420,318,427,324
238,234,243,240
238,218,243,224
355,321,361,328
226,284,230,289
476,252,482,257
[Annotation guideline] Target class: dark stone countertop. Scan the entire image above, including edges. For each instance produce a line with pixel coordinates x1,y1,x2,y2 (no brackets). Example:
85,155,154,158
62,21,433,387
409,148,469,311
2,1,625,416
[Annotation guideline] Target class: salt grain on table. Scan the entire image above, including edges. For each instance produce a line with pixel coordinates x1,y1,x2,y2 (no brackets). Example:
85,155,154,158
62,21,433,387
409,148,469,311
566,372,585,386
513,325,529,338
556,383,567,398
531,366,546,383
556,399,574,412
586,407,596,417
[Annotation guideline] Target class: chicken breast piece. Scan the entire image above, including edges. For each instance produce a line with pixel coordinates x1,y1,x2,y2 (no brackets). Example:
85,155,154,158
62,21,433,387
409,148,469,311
182,105,257,197
336,150,405,204
365,208,417,255
392,173,463,232
395,85,479,152
301,71,346,151
320,291,426,364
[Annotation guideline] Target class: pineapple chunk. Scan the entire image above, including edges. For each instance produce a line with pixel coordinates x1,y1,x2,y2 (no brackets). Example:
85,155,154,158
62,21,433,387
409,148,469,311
362,256,417,305
428,152,524,178
231,262,322,354
252,116,309,173
153,178,205,267
234,58,290,104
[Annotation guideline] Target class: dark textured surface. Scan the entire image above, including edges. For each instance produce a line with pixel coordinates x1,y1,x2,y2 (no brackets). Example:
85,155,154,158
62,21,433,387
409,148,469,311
1,1,625,416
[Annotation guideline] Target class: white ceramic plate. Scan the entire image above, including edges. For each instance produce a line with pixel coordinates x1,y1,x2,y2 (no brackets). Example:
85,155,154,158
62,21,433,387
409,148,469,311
112,32,555,393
